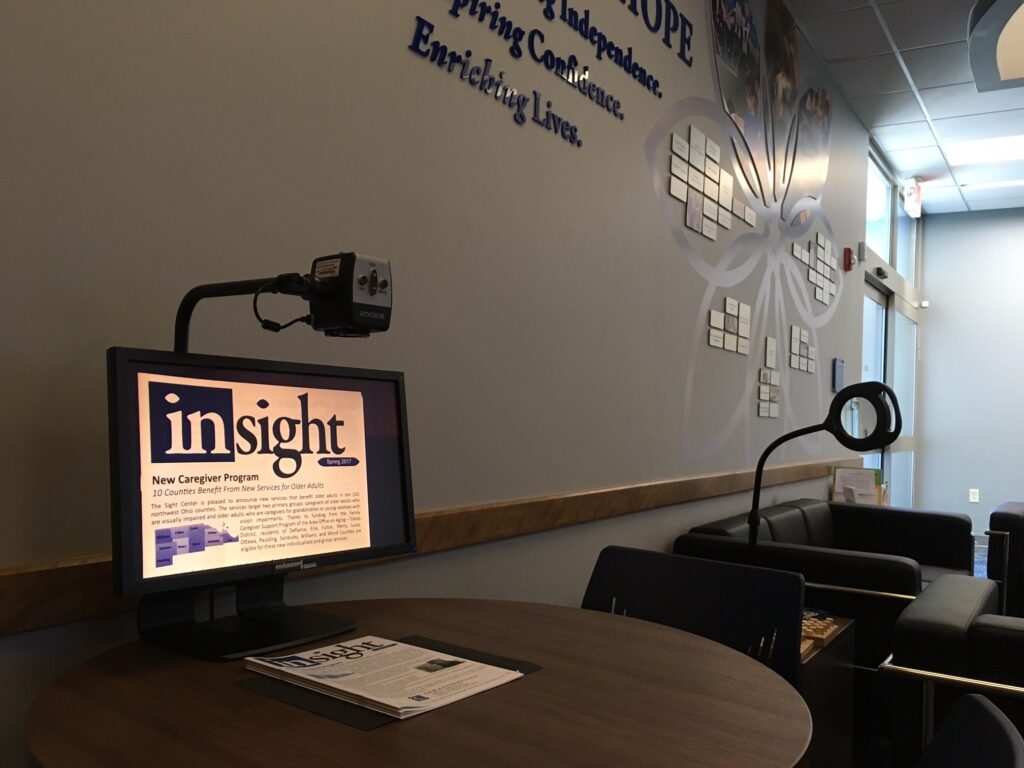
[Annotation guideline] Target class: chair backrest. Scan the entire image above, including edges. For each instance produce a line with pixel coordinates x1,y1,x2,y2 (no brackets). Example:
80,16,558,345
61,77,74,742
990,503,1024,617
686,499,836,547
581,545,805,687
917,694,1024,768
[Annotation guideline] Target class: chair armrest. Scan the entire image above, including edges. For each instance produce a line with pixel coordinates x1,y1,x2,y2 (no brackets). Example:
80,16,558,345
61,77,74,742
879,656,1024,701
831,503,974,571
673,533,923,595
892,574,998,676
969,614,1024,686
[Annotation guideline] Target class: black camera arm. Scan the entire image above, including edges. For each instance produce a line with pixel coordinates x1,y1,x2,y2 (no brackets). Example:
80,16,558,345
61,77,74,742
173,274,310,353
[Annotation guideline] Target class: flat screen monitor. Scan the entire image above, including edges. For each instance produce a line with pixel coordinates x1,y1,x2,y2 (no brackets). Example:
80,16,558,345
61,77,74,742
107,347,415,658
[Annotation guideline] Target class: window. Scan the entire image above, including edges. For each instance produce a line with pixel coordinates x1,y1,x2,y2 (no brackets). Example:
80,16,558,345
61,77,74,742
866,150,919,286
889,451,915,508
865,156,893,263
861,286,920,503
891,307,917,438
895,198,918,286
861,148,922,503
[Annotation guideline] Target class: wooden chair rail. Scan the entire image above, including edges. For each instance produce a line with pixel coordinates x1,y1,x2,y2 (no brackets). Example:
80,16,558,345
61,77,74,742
0,460,836,637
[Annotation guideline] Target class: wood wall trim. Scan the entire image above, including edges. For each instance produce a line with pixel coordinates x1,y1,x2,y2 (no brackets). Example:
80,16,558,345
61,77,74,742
0,460,836,638
410,460,833,553
0,556,136,638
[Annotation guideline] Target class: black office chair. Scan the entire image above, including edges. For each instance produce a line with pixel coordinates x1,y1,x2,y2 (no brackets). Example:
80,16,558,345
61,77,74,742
581,545,804,687
917,694,1024,768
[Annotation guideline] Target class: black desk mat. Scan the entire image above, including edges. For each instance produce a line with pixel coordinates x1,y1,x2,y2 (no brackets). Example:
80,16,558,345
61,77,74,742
238,635,540,731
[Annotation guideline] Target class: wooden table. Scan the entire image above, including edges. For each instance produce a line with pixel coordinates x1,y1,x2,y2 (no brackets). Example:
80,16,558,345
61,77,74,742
27,598,812,767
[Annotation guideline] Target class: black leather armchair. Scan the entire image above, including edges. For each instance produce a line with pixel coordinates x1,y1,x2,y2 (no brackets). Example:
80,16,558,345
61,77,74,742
882,574,1024,764
674,498,975,666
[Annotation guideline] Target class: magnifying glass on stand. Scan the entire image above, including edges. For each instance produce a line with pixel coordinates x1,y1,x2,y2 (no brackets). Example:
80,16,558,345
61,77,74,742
747,382,902,547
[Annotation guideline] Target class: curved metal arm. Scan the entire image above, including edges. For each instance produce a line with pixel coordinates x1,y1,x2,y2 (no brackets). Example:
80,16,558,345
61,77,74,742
174,278,278,353
173,274,309,353
747,423,826,546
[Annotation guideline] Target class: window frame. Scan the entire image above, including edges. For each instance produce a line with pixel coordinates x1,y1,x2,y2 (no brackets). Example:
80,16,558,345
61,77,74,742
865,150,896,265
866,145,921,287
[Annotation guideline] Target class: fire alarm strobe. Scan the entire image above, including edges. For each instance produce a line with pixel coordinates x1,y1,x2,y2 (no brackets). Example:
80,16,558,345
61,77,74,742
843,247,855,272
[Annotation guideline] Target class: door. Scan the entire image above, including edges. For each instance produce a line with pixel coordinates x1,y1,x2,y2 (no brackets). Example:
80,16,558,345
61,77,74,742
861,286,887,472
887,297,919,507
861,283,920,505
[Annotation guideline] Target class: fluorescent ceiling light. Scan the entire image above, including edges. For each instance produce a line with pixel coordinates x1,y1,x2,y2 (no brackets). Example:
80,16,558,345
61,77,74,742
945,134,1024,166
960,178,1024,190
997,4,1024,80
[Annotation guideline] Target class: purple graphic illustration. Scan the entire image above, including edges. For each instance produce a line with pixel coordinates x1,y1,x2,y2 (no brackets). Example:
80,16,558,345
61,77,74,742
155,524,239,567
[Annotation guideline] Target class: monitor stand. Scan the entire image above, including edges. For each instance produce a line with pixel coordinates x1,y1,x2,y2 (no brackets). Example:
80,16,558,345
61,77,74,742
137,577,356,661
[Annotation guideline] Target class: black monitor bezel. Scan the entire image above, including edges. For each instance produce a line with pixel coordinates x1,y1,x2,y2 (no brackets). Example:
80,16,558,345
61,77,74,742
107,347,416,597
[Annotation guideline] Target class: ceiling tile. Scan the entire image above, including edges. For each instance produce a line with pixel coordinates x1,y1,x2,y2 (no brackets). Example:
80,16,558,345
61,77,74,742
931,109,1024,143
966,196,1024,210
829,54,910,97
920,184,969,213
950,160,1024,186
849,91,925,126
920,176,957,189
800,8,892,61
871,121,937,151
911,168,955,186
922,185,966,202
923,200,969,214
901,43,974,90
920,82,1024,120
886,145,949,177
879,0,975,50
961,186,1024,203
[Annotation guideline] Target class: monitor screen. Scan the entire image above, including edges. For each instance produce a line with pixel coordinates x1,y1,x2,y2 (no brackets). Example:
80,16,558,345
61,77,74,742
108,348,416,597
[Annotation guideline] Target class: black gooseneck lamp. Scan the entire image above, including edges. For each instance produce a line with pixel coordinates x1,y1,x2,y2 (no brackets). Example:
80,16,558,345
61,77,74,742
747,381,902,547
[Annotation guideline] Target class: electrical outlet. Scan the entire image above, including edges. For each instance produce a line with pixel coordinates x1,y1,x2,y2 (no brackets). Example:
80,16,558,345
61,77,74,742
969,488,980,503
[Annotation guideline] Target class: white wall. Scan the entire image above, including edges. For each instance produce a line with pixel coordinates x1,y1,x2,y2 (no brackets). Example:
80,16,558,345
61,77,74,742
917,207,1024,530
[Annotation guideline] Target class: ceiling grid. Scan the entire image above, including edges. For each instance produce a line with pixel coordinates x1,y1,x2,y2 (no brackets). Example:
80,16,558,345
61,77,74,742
786,0,1024,214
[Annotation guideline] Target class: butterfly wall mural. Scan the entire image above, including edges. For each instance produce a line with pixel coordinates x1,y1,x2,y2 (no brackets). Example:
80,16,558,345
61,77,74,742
645,0,842,464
